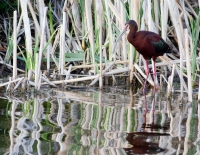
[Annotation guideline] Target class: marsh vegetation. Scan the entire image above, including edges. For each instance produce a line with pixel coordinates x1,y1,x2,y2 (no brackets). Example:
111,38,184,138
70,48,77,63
0,0,199,154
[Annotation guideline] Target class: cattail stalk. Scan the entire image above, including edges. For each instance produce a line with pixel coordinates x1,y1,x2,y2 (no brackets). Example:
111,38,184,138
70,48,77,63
37,7,48,78
20,0,32,60
96,0,103,89
107,0,123,26
35,53,39,89
120,2,126,61
36,0,45,26
167,0,185,98
198,77,200,100
104,0,114,61
13,11,17,80
160,0,168,40
154,0,159,33
85,0,95,66
60,12,66,74
184,29,192,102
28,1,41,36
199,0,200,10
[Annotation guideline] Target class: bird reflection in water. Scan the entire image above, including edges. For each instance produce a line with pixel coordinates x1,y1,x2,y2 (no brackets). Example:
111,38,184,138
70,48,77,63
124,132,169,154
124,91,170,154
142,108,169,131
142,91,170,131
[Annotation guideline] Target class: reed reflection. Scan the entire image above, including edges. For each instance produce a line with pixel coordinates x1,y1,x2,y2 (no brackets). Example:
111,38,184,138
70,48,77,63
0,88,198,155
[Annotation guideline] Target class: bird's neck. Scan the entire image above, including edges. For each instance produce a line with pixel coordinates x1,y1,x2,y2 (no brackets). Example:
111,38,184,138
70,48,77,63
127,29,137,43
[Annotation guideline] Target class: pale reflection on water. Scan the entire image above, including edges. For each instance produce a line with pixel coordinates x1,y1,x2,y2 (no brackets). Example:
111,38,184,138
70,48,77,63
0,87,199,155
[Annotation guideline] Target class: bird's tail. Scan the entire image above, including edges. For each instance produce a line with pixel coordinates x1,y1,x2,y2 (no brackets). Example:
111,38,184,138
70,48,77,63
168,45,180,58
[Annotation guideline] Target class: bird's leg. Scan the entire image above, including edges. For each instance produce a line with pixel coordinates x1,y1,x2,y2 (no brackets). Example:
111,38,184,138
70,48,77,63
142,107,148,129
143,59,150,95
143,61,149,112
152,59,157,112
152,59,157,93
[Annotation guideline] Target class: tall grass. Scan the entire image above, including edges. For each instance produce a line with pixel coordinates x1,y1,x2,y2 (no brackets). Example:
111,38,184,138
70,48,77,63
190,12,200,82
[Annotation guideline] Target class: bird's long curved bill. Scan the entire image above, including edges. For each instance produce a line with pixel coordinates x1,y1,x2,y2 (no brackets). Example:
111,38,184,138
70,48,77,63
113,28,126,56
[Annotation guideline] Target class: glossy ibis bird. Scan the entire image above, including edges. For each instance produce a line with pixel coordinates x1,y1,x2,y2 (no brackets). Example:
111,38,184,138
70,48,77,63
115,20,171,93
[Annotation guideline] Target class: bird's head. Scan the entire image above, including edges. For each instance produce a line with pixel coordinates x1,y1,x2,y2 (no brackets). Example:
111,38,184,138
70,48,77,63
113,20,138,57
125,20,138,34
115,20,138,40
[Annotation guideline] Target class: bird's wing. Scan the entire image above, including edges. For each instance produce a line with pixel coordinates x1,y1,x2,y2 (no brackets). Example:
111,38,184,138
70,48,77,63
147,34,169,53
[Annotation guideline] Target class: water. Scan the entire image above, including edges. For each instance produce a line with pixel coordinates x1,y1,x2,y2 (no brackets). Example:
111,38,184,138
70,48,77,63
0,87,199,155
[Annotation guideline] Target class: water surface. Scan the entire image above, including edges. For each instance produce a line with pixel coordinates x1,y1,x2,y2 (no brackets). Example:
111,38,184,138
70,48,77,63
0,87,198,155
